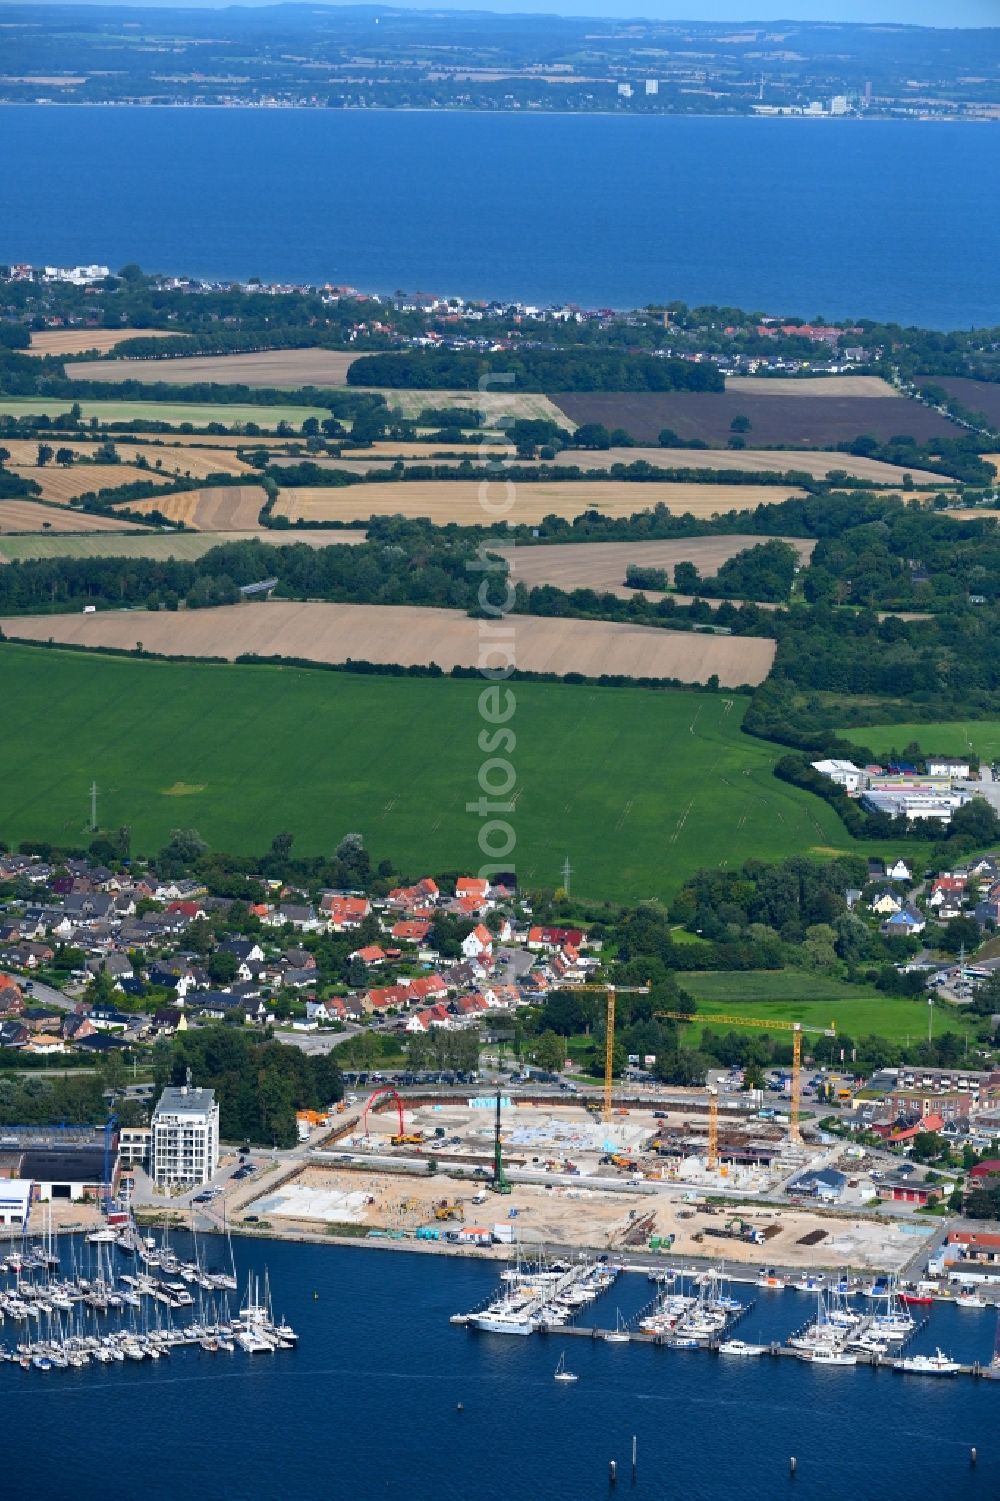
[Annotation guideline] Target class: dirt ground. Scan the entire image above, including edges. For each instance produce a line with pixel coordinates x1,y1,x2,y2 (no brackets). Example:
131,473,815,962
276,479,806,526
0,598,777,686
252,1164,927,1272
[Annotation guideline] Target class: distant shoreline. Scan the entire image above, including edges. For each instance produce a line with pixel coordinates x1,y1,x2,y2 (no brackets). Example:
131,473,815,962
0,101,994,124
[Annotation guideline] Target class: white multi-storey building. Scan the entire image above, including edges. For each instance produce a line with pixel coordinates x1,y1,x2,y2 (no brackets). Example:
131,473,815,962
150,1080,219,1188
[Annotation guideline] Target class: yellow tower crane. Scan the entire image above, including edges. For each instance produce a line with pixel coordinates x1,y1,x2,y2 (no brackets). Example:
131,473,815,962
566,983,651,1122
656,1012,837,1148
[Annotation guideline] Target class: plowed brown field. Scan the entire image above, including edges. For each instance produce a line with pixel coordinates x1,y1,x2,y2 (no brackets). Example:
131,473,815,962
0,600,776,686
275,479,806,526
117,486,267,529
0,502,148,534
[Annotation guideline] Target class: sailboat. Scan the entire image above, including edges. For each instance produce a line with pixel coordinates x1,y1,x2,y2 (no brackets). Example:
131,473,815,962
554,1351,578,1383
603,1309,630,1343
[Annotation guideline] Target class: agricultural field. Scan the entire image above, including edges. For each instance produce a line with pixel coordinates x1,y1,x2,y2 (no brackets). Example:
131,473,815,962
553,446,948,487
27,328,184,357
843,719,1000,761
371,389,572,426
16,465,174,503
0,600,778,686
0,529,368,562
0,645,850,900
0,502,147,534
0,398,328,429
724,376,898,399
70,348,357,388
550,391,964,448
684,972,966,1044
920,376,1000,426
501,536,815,598
275,479,806,526
117,486,267,529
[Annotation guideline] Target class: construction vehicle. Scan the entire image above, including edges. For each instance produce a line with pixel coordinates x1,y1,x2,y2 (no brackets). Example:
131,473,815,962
434,1199,465,1222
566,982,651,1122
656,1010,836,1150
391,1132,424,1146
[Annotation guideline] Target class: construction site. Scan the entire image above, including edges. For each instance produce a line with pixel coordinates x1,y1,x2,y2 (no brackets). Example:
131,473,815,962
239,1082,933,1274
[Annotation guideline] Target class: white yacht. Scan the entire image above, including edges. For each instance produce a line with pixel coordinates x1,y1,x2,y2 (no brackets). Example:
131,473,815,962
896,1348,960,1376
553,1351,578,1383
718,1339,766,1356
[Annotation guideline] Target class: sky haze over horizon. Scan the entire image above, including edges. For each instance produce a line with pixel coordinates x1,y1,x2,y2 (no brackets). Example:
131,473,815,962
20,0,1000,22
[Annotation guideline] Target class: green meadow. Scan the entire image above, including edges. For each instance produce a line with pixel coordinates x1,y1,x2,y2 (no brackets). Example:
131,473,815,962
0,644,851,900
682,971,968,1044
848,719,1000,762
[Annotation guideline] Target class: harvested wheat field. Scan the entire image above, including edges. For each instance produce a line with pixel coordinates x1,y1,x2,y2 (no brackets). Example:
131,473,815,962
276,480,806,526
0,502,148,534
70,347,358,388
0,528,368,563
725,376,898,399
942,508,1000,523
28,328,184,357
116,485,268,530
0,600,775,686
19,466,175,504
143,448,252,480
500,536,815,597
554,446,947,487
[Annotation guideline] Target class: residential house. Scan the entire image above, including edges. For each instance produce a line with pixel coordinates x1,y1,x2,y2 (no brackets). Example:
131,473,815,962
387,878,440,912
0,1020,29,1048
21,1006,62,1035
220,939,266,967
527,926,586,951
263,903,323,933
405,1003,452,1032
62,1012,97,1044
390,920,431,945
321,894,371,931
306,997,347,1023
455,877,491,903
0,977,24,1017
880,906,926,937
85,953,134,984
350,944,387,968
887,859,913,882
461,924,493,961
152,1008,187,1035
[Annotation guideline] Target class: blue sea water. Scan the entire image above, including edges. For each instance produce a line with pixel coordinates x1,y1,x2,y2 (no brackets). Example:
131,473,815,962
5,1235,1000,1501
1,107,999,328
